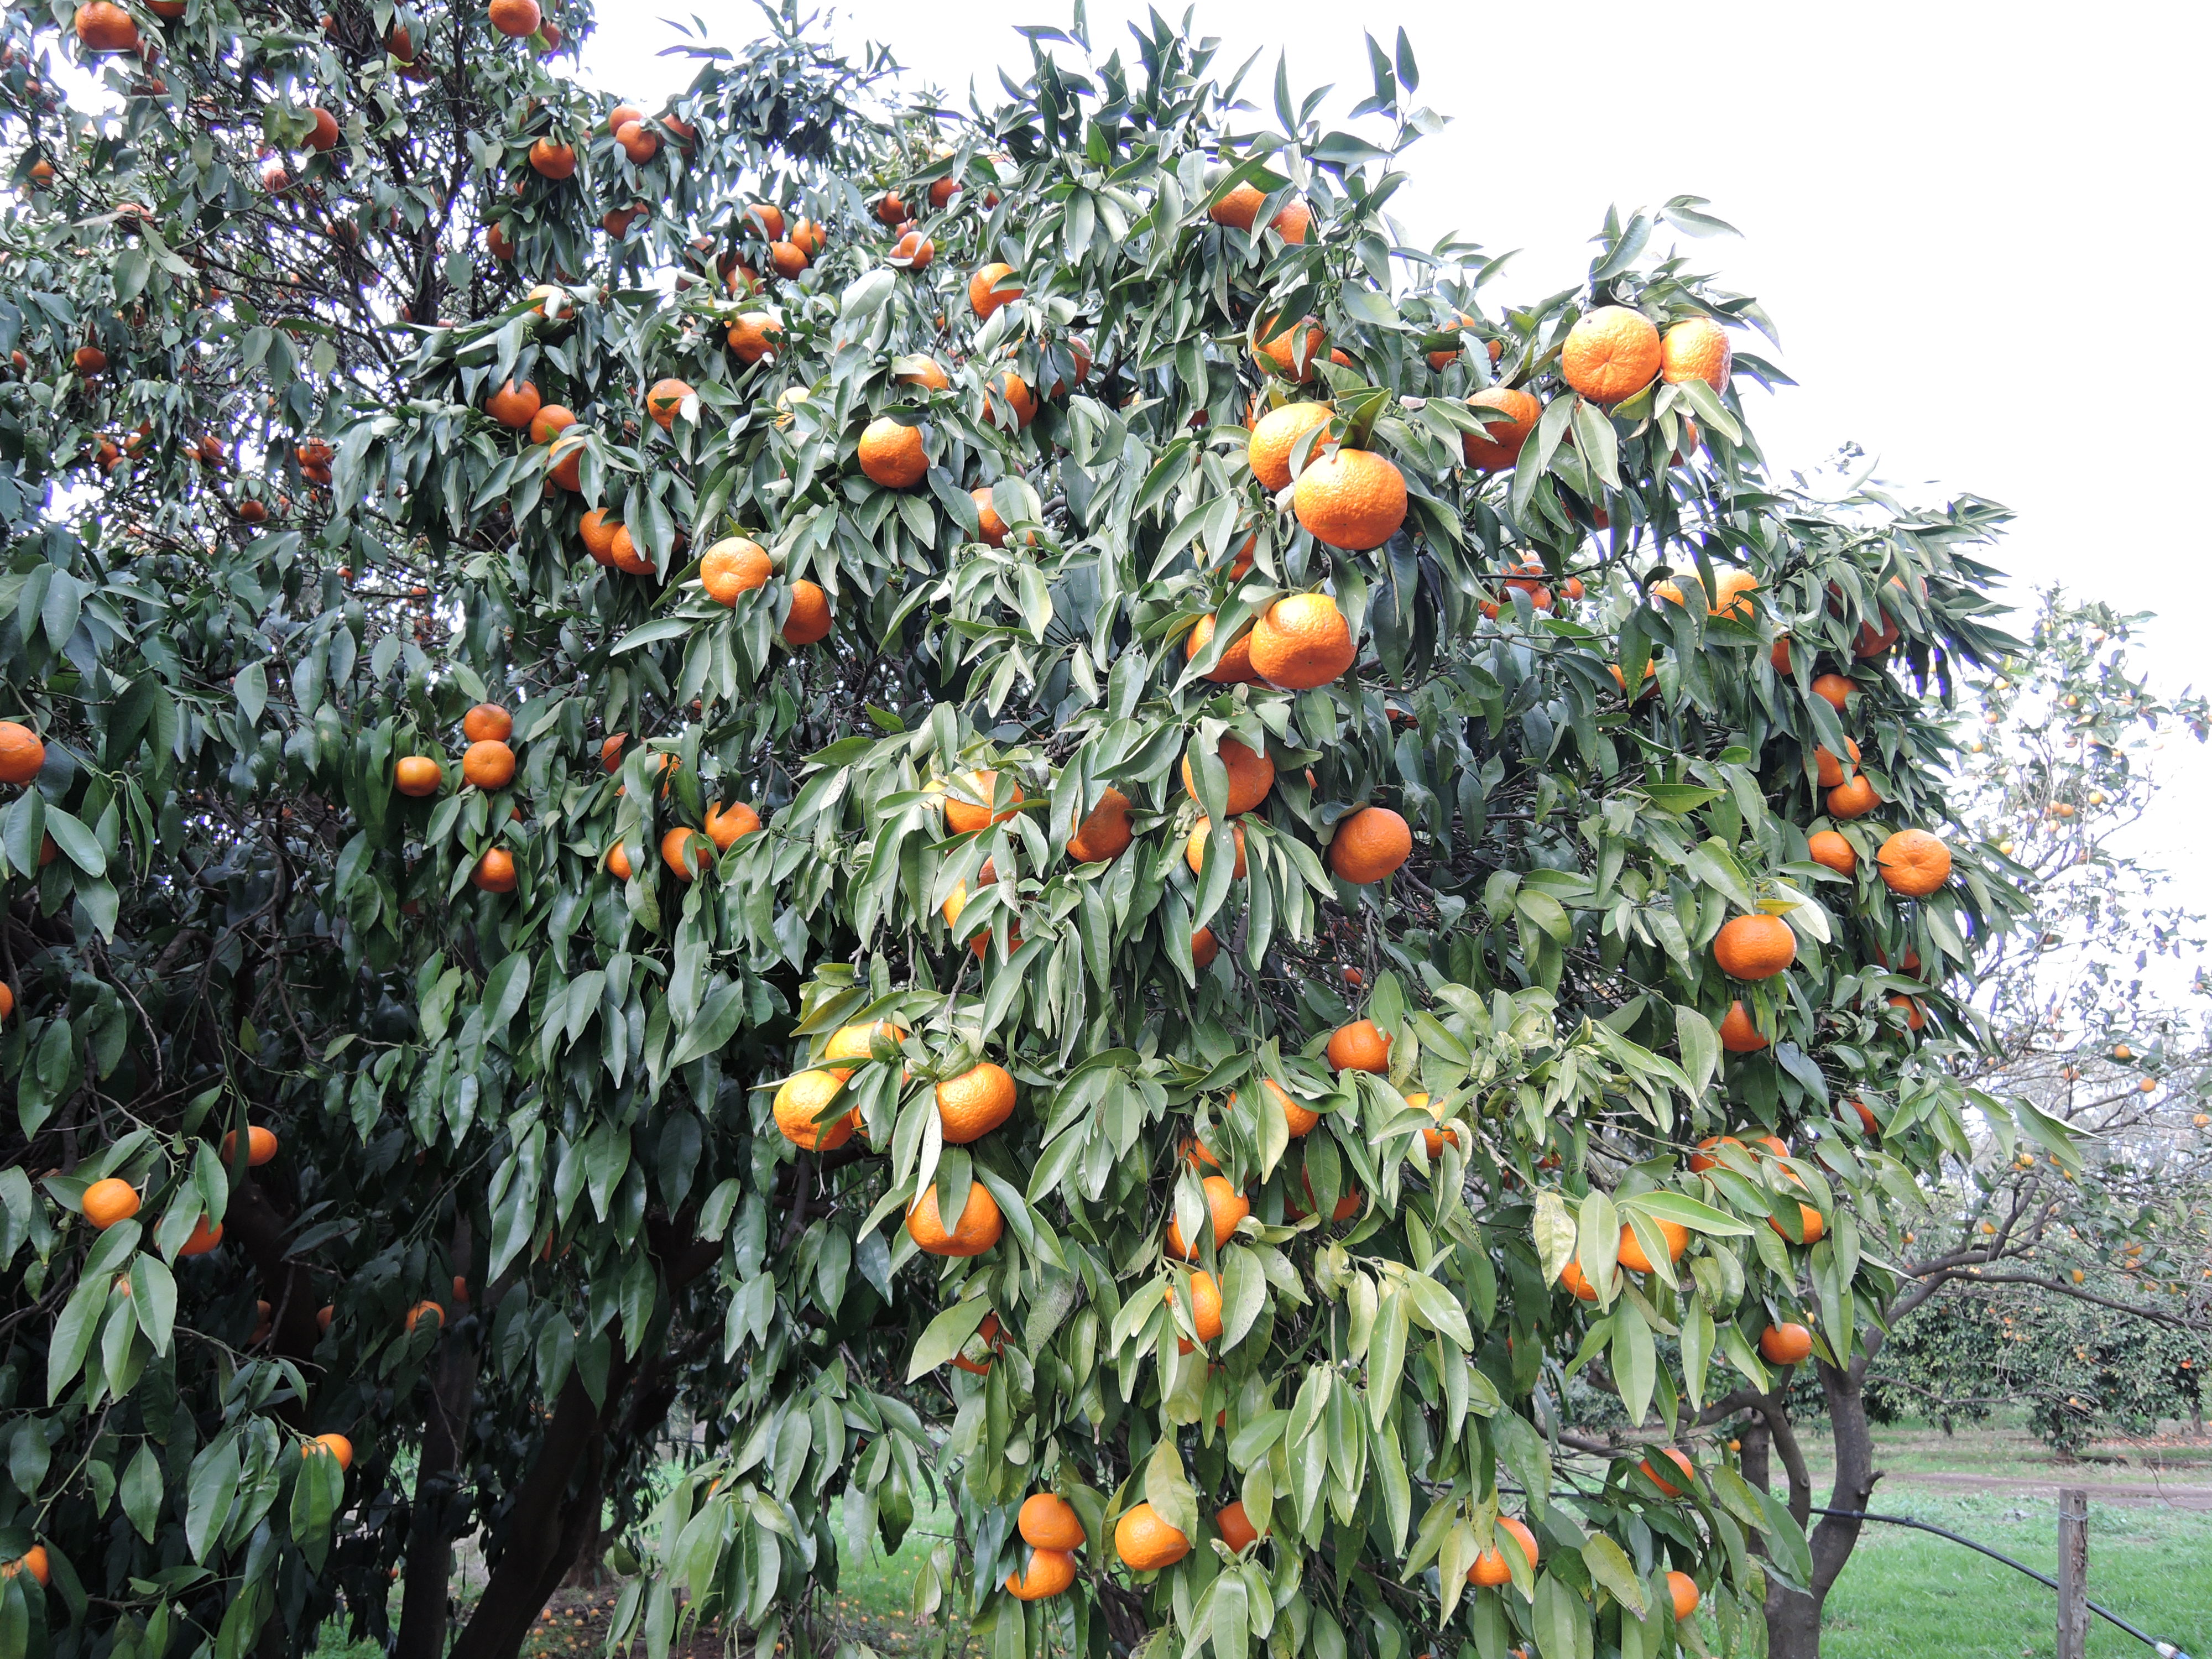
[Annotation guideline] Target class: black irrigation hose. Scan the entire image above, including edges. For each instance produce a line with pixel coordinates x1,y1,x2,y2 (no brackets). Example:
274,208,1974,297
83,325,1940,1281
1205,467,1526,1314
1813,1507,2196,1658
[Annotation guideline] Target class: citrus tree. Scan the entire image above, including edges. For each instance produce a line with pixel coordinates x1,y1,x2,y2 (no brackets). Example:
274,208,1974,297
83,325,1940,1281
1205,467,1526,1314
0,4,2056,1659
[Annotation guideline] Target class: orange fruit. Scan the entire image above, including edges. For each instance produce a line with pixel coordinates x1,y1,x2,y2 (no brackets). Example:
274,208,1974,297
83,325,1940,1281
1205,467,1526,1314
1185,613,1259,684
614,118,659,163
1191,927,1220,969
1660,317,1733,391
461,739,515,789
896,356,951,391
1759,1322,1813,1365
942,768,1023,834
83,1177,140,1229
1561,306,1661,404
1888,994,1927,1032
75,2,142,52
660,827,710,880
1184,817,1246,879
1666,1570,1700,1620
395,755,442,797
607,525,656,576
1066,787,1134,863
1254,314,1325,380
0,721,46,784
1427,310,1477,369
1639,1447,1694,1497
489,0,540,37
726,314,781,363
607,103,644,134
971,487,1011,548
1770,637,1794,675
1248,402,1333,491
1114,1503,1191,1571
823,1020,907,1064
1814,738,1861,787
547,430,588,491
1250,593,1356,688
857,416,927,488
1232,1077,1317,1138
1876,829,1951,896
891,229,935,269
462,703,512,742
606,843,633,880
701,538,771,603
223,1126,279,1166
906,1180,1004,1256
1618,1220,1688,1273
703,800,761,851
1182,737,1275,814
1404,1092,1459,1158
1713,914,1794,980
1019,1494,1086,1551
936,1062,1016,1142
767,240,810,278
1326,1019,1390,1073
1216,1500,1261,1552
1462,387,1543,471
1328,806,1411,884
1827,775,1881,819
1293,448,1406,550
471,848,518,892
529,405,576,445
1165,1175,1250,1257
1208,181,1266,229
1559,1260,1602,1301
1811,672,1853,712
985,371,1036,430
484,379,540,429
1005,1547,1077,1600
1807,830,1857,875
1849,1099,1881,1136
178,1216,223,1255
644,378,693,430
968,262,1022,318
1688,1136,1743,1172
1771,1202,1827,1245
748,202,785,239
1270,200,1312,242
1719,1001,1768,1053
1175,1269,1223,1348
1467,1517,1539,1586
528,138,576,179
782,580,832,644
309,1432,354,1472
1856,612,1902,659
773,1070,859,1152
1655,568,1757,620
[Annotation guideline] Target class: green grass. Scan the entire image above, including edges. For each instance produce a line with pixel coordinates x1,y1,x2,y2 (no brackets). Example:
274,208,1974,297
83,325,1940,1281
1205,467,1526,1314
1819,1489,2212,1659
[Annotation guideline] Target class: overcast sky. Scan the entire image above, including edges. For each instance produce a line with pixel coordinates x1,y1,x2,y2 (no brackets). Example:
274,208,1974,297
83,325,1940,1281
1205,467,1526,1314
594,1,2210,944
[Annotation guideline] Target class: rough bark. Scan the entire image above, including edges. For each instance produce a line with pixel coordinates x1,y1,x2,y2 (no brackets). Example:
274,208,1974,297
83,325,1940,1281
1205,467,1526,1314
1755,1355,1882,1659
395,1219,482,1659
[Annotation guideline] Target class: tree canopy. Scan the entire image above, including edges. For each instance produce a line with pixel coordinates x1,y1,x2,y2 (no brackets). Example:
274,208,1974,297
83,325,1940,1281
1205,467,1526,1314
0,4,2068,1659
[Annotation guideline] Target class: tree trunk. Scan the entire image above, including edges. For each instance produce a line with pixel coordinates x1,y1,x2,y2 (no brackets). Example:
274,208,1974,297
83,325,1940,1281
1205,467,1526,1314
1761,1358,1881,1659
395,1220,482,1659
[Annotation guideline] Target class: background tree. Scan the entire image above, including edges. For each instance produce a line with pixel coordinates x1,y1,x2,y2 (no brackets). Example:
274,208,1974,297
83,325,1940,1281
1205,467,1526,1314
0,8,2072,1659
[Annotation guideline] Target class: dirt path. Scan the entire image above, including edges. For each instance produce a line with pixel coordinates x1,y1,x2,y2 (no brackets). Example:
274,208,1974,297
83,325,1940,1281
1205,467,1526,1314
1834,1468,2212,1511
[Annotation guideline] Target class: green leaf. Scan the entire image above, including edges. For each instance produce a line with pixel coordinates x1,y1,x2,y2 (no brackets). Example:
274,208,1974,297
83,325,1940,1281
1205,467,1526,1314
128,1253,177,1354
46,1272,106,1402
905,1297,991,1381
121,1440,163,1542
184,1432,242,1562
1142,1436,1198,1544
1627,1191,1752,1237
1582,1533,1646,1616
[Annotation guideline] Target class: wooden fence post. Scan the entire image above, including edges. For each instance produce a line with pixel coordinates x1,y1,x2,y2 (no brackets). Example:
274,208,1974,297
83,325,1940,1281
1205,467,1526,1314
2056,1487,2089,1659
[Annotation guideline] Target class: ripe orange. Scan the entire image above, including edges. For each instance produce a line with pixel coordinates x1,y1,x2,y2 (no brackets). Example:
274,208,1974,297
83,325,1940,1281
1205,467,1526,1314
1191,927,1219,969
529,405,576,445
484,379,540,429
1184,817,1248,879
1660,317,1733,392
891,229,935,269
1248,402,1333,491
937,1062,1017,1142
1329,806,1412,884
607,525,656,576
1559,1260,1601,1301
645,378,696,430
472,848,518,892
1666,1570,1700,1620
1887,994,1927,1032
1688,1136,1741,1172
857,416,927,488
770,239,808,278
942,768,1024,834
985,371,1036,430
1115,1503,1191,1571
1234,1077,1318,1138
1066,787,1134,863
223,1126,279,1166
462,703,512,742
1811,672,1853,712
661,827,710,880
606,843,633,880
748,203,785,239
75,2,141,52
1216,1500,1261,1552
971,487,1012,548
1293,448,1406,550
1404,1092,1459,1158
1807,830,1857,875
823,1020,907,1065
179,1215,223,1255
1182,737,1275,814
1713,914,1794,980
703,800,761,852
607,103,643,134
1856,612,1902,659
547,430,588,491
773,1070,859,1151
896,356,951,391
395,755,442,797
0,721,46,784
489,0,541,36
406,1300,444,1334
726,314,781,363
1561,306,1662,404
1759,1322,1813,1365
1271,199,1312,241
1462,387,1543,471
1250,593,1356,688
1175,1269,1223,1348
1632,1447,1695,1499
968,263,1022,319
1467,1517,1539,1586
1849,1099,1881,1136
461,740,515,789
1327,1019,1391,1073
83,1177,140,1229
1618,1219,1688,1273
580,509,622,565
782,580,832,645
701,538,771,603
1185,613,1260,684
1827,775,1881,819
1019,1494,1086,1550
1814,738,1861,787
309,1432,354,1472
528,138,576,179
3,1543,50,1585
1719,1001,1769,1053
615,119,659,163
1165,1175,1250,1258
906,1180,1004,1256
1876,829,1951,896
1772,1202,1827,1245
1208,181,1267,229
1005,1547,1076,1600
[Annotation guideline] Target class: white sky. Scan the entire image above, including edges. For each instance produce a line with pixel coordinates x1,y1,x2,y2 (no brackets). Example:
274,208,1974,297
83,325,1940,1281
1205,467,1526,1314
582,2,2212,937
